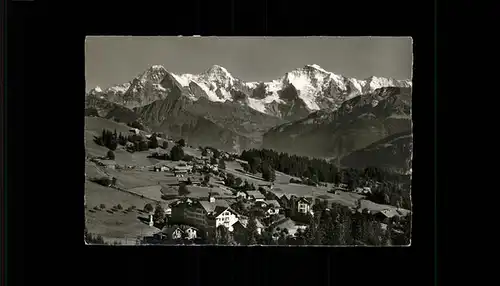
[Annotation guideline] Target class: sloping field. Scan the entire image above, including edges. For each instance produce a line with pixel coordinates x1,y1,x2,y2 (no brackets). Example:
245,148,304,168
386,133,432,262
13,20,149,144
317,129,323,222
322,193,361,208
185,185,234,198
85,130,109,158
85,161,109,178
85,208,159,245
85,116,165,166
104,169,171,189
107,170,164,189
274,183,320,197
112,150,161,167
85,116,133,135
224,168,268,186
85,180,157,209
85,180,161,243
225,160,301,185
359,199,411,215
183,146,202,158
274,171,301,184
127,185,164,201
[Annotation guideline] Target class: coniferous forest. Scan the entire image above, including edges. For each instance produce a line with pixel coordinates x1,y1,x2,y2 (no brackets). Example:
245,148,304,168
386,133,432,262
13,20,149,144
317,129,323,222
240,148,411,210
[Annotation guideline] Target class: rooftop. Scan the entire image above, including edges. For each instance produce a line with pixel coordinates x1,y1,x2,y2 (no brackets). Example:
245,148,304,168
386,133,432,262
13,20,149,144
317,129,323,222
265,200,281,208
97,159,116,165
198,199,230,214
246,191,265,199
239,218,265,229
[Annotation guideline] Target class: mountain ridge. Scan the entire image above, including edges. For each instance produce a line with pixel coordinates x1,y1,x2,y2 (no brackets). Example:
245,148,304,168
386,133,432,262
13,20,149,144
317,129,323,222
88,64,411,120
262,86,412,158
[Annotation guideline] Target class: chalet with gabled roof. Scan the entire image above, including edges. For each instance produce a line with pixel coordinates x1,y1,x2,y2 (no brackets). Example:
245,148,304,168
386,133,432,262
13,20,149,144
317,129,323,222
246,191,265,202
170,197,240,230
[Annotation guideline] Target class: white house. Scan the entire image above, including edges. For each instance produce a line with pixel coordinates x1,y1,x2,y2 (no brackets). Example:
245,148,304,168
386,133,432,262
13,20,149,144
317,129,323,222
174,169,188,178
164,207,172,216
161,227,184,240
174,165,193,177
266,206,280,216
354,187,372,195
236,191,248,199
184,227,198,240
214,207,239,229
297,197,313,215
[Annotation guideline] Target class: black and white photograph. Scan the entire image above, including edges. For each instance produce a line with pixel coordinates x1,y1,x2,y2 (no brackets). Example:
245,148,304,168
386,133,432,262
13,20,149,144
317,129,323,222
84,36,413,246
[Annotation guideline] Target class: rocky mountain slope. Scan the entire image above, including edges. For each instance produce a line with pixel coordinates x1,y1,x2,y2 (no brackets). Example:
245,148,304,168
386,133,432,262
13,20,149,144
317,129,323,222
84,95,139,123
340,130,413,174
86,65,412,155
88,64,412,121
133,84,285,153
262,87,412,158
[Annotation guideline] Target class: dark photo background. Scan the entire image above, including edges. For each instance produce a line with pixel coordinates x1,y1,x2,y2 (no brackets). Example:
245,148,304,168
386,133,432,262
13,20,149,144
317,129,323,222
5,0,439,286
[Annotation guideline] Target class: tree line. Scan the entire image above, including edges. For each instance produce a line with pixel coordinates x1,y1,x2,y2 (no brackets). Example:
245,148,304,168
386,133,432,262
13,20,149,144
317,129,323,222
84,227,123,245
240,148,411,209
94,128,169,153
241,149,394,184
205,202,411,246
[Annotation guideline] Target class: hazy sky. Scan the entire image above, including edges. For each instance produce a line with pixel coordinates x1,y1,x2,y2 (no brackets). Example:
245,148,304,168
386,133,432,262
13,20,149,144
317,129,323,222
85,37,412,91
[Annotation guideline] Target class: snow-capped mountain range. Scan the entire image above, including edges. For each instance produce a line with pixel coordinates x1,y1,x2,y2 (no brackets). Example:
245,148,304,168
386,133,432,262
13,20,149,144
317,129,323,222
88,64,412,120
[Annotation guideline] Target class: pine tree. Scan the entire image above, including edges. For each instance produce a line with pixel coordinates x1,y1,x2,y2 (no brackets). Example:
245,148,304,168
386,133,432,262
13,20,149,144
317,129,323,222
246,217,258,245
381,221,392,246
234,177,243,187
149,134,159,149
177,138,186,147
138,140,148,151
170,145,185,161
144,203,154,213
304,214,316,244
178,183,190,196
210,157,217,165
153,203,165,225
351,212,364,244
218,158,226,170
243,180,251,191
215,226,231,245
203,174,210,185
248,157,261,174
262,161,276,182
225,173,236,188
107,150,115,160
278,230,288,245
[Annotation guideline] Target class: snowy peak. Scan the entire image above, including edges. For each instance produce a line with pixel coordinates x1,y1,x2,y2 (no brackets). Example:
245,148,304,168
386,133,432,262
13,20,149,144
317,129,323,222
136,65,168,83
89,64,411,119
203,64,231,76
88,83,130,97
304,64,330,74
107,83,131,93
88,86,103,96
200,64,235,87
362,76,412,94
